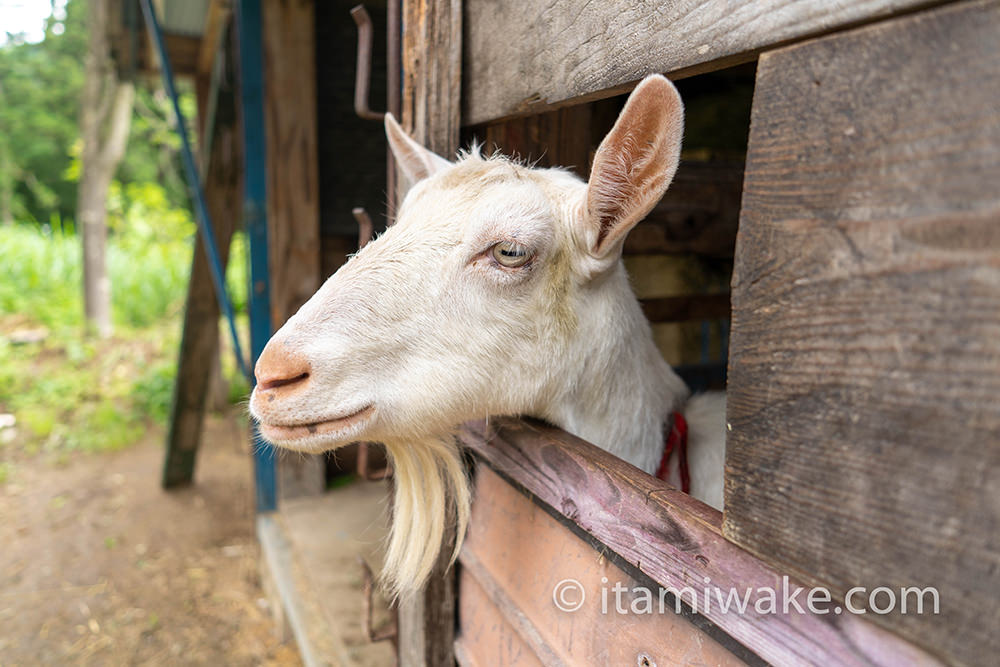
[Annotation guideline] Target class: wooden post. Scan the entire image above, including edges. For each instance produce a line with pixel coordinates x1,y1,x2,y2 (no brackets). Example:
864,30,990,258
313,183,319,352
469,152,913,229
396,0,462,663
262,0,324,499
163,36,241,488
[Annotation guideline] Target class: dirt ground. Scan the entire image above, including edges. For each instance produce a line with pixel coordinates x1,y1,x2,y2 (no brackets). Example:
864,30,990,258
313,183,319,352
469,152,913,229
0,414,301,666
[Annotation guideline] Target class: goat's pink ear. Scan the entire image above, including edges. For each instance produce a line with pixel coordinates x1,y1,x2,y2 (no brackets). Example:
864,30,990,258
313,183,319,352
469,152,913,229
385,113,452,183
584,75,683,258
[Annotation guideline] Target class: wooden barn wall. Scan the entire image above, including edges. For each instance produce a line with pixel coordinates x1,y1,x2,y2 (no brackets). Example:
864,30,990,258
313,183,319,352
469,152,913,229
395,1,463,664
262,0,323,497
725,2,1000,665
462,0,952,125
163,44,242,487
460,419,940,666
456,465,750,666
315,0,390,252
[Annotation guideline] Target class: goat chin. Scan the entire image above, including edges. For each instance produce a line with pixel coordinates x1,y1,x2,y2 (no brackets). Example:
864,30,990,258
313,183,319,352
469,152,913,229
381,435,470,600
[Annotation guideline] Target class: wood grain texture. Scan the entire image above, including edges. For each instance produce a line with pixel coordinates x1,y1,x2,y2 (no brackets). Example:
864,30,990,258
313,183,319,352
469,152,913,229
401,0,462,155
396,2,463,663
458,465,748,666
277,485,395,667
456,566,549,667
263,0,320,327
462,0,949,124
479,104,595,178
460,418,943,666
725,3,1000,665
262,0,323,499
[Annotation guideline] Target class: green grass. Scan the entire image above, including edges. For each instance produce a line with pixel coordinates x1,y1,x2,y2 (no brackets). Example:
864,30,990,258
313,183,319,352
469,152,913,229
0,223,250,465
0,223,192,331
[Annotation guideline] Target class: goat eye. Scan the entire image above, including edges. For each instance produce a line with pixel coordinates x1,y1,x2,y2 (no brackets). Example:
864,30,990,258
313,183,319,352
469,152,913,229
491,240,532,268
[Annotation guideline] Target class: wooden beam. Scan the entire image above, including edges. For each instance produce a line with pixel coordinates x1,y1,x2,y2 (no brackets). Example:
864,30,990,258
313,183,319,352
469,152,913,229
396,1,463,664
197,0,229,78
137,32,202,77
262,0,323,499
725,2,1000,665
400,0,462,153
163,79,241,487
459,418,942,666
462,0,952,125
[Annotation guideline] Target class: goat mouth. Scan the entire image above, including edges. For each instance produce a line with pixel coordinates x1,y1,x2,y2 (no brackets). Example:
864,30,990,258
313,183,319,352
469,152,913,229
257,404,375,444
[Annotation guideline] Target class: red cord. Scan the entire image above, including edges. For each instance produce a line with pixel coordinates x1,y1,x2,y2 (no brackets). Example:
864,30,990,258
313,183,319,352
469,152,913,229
655,411,690,494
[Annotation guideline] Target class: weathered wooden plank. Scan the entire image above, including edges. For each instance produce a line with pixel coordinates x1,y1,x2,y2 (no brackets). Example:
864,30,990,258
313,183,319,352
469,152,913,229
137,33,202,76
197,0,229,78
455,567,548,667
262,0,323,499
459,418,943,666
163,76,241,488
725,3,1000,665
459,465,750,666
258,481,395,667
396,1,463,664
263,0,321,328
463,0,952,125
400,0,462,154
480,104,595,178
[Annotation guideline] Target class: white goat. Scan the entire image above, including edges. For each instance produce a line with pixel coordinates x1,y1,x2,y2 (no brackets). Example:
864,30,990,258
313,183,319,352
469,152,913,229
249,75,726,598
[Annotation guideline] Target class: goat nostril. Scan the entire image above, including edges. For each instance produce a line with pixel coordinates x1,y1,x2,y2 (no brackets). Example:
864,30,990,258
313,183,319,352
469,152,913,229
258,372,309,391
255,342,311,392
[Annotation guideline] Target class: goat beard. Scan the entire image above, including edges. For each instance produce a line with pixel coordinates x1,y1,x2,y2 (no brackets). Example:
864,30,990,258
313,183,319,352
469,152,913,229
380,436,471,600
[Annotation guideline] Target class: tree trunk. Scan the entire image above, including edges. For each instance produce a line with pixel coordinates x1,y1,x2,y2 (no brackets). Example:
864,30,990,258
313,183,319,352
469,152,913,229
0,80,13,227
78,0,134,338
0,154,13,226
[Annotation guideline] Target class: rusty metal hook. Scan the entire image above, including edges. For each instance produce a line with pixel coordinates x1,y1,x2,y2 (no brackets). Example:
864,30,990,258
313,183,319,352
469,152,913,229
351,5,384,121
358,556,398,646
349,207,390,482
352,207,375,249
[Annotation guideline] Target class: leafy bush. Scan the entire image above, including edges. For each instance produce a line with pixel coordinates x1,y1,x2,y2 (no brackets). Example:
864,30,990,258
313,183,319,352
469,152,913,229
132,359,178,424
0,219,250,460
0,217,193,330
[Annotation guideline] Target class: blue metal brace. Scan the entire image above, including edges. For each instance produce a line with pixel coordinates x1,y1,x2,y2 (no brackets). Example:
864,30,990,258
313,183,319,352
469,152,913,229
138,0,250,381
235,0,278,513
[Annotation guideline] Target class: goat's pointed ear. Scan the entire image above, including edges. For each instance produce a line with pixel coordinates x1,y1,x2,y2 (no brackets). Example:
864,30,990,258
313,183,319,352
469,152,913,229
583,75,683,259
385,113,452,184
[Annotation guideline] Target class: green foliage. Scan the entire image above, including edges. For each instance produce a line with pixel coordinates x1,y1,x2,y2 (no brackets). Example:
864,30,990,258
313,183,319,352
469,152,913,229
0,0,195,226
0,325,159,455
0,213,193,330
0,0,87,225
0,1,248,465
132,360,178,424
0,222,251,460
226,232,249,316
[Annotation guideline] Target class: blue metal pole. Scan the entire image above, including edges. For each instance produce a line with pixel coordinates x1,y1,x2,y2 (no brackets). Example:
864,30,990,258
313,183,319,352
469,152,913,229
235,0,277,513
138,0,250,381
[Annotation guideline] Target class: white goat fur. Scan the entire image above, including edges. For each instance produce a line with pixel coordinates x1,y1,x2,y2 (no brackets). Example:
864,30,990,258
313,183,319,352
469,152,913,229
249,76,726,598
